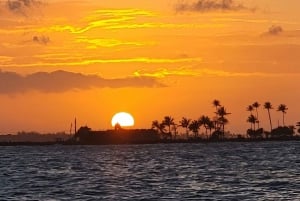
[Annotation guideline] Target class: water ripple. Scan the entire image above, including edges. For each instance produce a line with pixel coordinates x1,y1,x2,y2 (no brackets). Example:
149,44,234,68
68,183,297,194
0,142,300,200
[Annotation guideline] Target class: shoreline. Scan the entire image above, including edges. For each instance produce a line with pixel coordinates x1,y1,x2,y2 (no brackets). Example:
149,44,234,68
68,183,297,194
1,137,299,146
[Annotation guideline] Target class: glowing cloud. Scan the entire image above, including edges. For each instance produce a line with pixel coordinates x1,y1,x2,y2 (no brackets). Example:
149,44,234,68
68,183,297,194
0,70,164,94
75,37,150,48
133,68,300,78
0,57,202,68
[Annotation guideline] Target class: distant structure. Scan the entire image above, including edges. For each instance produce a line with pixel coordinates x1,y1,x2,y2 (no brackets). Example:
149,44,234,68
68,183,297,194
75,118,77,135
70,118,77,135
73,125,160,145
114,123,122,131
70,122,72,135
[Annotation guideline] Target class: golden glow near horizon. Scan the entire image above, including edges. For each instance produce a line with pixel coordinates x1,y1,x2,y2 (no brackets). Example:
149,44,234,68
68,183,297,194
0,0,300,134
111,112,135,127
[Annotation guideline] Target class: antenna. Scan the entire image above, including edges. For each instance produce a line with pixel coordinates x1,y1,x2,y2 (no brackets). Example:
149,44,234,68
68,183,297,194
70,122,72,135
75,118,77,134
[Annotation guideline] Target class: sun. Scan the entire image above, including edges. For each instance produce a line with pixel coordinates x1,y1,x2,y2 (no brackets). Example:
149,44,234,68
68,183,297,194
111,112,135,127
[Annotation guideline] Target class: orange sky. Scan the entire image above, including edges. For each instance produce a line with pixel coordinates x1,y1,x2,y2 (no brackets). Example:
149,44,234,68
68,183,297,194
0,0,300,134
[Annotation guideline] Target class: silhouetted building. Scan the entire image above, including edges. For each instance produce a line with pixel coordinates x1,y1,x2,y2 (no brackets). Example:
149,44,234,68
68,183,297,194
74,126,160,145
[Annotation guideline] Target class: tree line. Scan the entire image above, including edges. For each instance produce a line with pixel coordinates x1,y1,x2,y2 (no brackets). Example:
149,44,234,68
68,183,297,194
152,100,230,140
246,101,296,139
152,100,300,140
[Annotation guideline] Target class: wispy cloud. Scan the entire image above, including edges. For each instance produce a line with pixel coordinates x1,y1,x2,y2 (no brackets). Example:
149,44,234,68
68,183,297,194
175,0,255,13
134,68,300,78
0,70,164,94
49,21,226,33
47,9,154,34
0,57,202,67
87,9,156,19
0,56,13,63
75,37,152,48
44,8,226,34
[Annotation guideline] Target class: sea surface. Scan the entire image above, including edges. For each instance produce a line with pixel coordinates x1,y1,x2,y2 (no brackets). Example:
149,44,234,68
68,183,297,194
0,141,300,200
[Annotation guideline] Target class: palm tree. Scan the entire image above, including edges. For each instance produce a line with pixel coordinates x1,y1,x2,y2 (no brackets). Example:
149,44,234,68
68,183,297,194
277,104,288,126
213,99,221,111
247,105,254,115
162,116,175,135
213,100,221,129
188,120,201,138
179,117,191,139
199,115,210,139
172,124,179,140
264,102,273,131
296,122,300,134
216,106,230,138
218,116,229,138
152,120,165,134
206,119,215,138
252,102,260,128
212,116,219,131
247,114,257,130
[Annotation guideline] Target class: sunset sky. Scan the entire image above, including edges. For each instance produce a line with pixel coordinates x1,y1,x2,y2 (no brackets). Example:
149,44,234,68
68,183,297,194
0,0,300,134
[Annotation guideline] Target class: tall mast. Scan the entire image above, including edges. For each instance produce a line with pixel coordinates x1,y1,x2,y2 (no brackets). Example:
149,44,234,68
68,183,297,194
75,118,77,135
70,122,72,135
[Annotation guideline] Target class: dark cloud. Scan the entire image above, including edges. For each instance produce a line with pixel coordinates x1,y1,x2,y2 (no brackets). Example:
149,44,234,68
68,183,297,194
6,0,42,15
175,0,254,12
0,70,164,94
261,25,284,37
32,35,50,45
268,25,283,35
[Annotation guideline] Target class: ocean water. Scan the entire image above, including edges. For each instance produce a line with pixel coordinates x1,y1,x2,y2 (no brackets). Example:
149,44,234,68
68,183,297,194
0,142,300,200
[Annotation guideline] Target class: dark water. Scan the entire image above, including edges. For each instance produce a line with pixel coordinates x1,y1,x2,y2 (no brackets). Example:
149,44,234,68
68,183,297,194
0,142,300,200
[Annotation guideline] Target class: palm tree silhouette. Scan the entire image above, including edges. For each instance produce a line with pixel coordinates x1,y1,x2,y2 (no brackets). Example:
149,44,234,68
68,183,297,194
247,114,257,130
162,116,175,136
264,102,273,132
213,100,221,129
218,116,229,138
296,122,300,134
199,115,210,139
216,106,230,138
206,119,215,138
213,99,221,111
277,104,288,126
179,117,191,139
252,102,260,128
247,105,254,115
172,124,179,140
152,120,165,134
188,120,201,138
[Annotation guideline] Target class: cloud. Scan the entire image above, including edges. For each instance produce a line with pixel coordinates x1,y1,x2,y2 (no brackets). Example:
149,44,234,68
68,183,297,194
0,56,13,63
6,0,42,15
175,0,254,13
0,70,164,94
134,68,300,78
260,25,284,37
32,35,50,45
267,25,283,35
0,57,202,68
75,37,150,48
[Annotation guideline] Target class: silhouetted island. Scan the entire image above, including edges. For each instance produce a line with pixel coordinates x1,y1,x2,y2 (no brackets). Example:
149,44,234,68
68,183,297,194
1,99,300,146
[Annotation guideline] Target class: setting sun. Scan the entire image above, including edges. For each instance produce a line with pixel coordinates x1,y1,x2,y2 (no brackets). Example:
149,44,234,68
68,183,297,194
111,112,135,127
